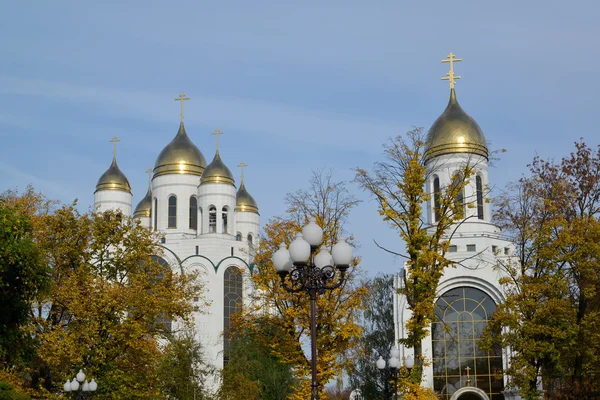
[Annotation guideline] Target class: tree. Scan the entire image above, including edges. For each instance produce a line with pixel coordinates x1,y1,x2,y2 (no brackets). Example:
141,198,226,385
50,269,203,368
235,169,367,398
482,140,600,399
0,198,47,365
157,331,213,400
1,188,201,398
346,274,395,399
219,325,296,400
355,128,480,378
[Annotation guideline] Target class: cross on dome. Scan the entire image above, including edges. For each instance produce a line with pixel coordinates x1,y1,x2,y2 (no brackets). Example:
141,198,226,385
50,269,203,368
145,168,152,186
441,52,462,89
212,129,223,151
174,92,190,122
237,161,248,181
109,136,120,158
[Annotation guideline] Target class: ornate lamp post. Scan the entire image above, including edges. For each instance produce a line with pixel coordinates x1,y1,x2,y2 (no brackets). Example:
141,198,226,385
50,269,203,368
272,217,353,400
63,369,98,399
376,347,414,400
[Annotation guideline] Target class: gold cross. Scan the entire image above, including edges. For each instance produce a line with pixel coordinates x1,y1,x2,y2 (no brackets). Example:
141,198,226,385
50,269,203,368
465,366,471,386
109,136,120,157
146,168,153,186
441,52,462,89
237,161,248,181
174,92,190,121
212,128,223,151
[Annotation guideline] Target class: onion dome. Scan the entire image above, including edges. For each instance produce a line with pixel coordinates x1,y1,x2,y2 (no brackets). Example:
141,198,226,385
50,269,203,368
154,122,207,178
200,151,235,186
95,157,131,193
133,187,152,218
424,89,488,162
236,181,259,214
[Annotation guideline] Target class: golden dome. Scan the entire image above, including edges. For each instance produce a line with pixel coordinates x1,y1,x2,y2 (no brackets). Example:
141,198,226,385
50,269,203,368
153,122,207,178
425,89,488,162
200,151,235,186
133,187,152,218
95,157,131,193
236,181,259,214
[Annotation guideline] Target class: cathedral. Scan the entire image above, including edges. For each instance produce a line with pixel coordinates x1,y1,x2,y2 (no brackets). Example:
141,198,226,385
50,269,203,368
92,93,259,380
393,54,520,400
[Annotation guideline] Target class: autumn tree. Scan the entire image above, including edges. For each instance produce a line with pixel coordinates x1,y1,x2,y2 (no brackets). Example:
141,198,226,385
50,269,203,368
1,188,201,399
483,140,600,399
235,169,366,399
355,128,483,379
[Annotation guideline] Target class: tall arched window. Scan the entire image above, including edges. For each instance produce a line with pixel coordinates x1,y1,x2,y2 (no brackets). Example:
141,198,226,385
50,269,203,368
223,266,243,364
476,175,484,220
209,206,216,233
236,232,242,241
222,206,229,233
452,172,465,219
168,196,177,229
189,196,198,230
433,176,441,223
432,287,504,400
247,233,253,247
154,198,158,230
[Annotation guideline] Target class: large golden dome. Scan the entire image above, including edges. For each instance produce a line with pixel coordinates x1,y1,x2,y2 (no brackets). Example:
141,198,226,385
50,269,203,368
133,187,152,218
425,89,488,162
236,181,259,214
154,122,207,178
200,151,235,186
95,158,131,193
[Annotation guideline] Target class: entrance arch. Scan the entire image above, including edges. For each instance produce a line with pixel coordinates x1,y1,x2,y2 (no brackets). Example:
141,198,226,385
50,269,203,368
450,387,489,400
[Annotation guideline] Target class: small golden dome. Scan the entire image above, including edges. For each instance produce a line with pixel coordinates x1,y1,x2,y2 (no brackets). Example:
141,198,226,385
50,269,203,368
133,187,152,218
425,89,488,162
200,151,235,186
154,122,207,178
95,157,131,193
236,181,259,214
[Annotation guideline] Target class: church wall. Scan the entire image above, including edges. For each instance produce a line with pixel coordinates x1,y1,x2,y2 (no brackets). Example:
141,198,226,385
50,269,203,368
197,182,237,235
94,190,132,215
151,173,200,234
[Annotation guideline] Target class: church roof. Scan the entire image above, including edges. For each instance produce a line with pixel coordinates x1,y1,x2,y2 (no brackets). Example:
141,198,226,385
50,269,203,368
133,187,152,218
200,150,235,186
153,122,207,178
95,157,131,193
236,181,259,214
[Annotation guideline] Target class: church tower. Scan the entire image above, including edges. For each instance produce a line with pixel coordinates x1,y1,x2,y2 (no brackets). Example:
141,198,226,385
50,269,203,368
394,54,518,400
94,136,132,214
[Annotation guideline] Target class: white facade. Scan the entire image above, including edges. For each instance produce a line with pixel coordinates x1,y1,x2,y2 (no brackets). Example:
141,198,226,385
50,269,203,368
93,122,259,390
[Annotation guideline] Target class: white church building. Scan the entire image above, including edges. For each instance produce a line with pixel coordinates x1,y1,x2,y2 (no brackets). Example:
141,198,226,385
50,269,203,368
393,55,521,400
92,95,259,380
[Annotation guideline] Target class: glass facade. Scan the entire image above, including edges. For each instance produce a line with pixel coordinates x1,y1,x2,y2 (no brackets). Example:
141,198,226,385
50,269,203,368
432,287,504,400
223,266,243,364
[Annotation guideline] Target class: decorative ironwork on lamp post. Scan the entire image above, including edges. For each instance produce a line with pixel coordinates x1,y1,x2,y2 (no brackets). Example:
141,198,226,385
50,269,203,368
272,217,353,400
376,347,414,400
63,369,98,399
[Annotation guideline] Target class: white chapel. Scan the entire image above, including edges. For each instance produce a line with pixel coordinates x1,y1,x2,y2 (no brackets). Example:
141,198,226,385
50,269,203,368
92,94,259,379
393,54,520,400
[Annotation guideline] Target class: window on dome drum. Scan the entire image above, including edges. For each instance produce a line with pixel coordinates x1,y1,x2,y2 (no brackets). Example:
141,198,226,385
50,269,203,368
432,287,504,400
223,266,243,364
189,196,198,230
434,176,441,223
449,245,458,252
247,234,253,247
467,244,476,252
209,206,216,233
476,175,484,220
168,196,177,229
153,198,158,230
452,172,465,218
236,232,242,241
222,206,228,233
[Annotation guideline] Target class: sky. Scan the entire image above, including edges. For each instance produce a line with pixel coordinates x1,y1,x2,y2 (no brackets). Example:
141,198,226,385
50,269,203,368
1,0,599,276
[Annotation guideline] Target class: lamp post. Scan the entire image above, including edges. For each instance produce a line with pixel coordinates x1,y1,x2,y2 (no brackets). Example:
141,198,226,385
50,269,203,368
63,369,98,399
272,217,353,400
376,347,414,400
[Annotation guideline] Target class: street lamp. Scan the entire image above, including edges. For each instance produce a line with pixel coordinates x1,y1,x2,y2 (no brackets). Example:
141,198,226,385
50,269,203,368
376,347,414,400
63,369,98,399
272,217,353,400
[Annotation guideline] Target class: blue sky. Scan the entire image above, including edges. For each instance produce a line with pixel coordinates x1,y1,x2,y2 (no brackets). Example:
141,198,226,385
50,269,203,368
1,1,598,276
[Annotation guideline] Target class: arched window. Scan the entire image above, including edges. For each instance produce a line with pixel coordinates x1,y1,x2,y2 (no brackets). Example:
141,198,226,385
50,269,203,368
247,233,253,247
223,266,243,364
189,196,198,230
209,206,216,233
432,287,504,400
452,172,465,219
153,198,158,230
168,196,177,229
476,175,484,220
199,207,203,233
222,206,229,233
236,232,242,241
433,176,441,223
